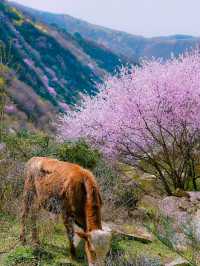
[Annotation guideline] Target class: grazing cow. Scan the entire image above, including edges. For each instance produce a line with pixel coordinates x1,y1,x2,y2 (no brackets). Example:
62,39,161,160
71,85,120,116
20,157,112,266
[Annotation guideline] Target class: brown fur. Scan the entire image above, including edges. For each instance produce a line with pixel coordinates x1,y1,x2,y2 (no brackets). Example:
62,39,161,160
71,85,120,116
20,157,102,262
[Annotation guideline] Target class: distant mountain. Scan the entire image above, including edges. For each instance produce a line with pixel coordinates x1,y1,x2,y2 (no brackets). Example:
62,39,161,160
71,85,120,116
12,2,200,62
0,1,127,131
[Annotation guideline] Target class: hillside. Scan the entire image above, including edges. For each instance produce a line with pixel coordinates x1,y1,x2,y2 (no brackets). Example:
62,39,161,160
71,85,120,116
12,2,200,62
0,0,127,131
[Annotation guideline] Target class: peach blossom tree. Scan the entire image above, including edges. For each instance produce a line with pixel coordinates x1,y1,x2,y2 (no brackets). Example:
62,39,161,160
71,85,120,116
58,51,200,194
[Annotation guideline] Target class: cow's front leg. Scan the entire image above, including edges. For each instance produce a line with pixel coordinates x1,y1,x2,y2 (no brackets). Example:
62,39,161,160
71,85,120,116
62,214,76,259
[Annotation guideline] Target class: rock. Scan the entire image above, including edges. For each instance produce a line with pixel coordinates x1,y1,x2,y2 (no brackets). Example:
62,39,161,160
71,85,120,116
0,143,6,152
140,172,157,180
165,257,190,266
158,194,200,251
139,173,164,195
55,258,75,266
140,195,161,208
187,192,200,202
172,188,190,198
8,128,16,134
160,196,191,228
171,233,189,252
107,222,154,243
192,209,200,243
114,228,153,243
158,197,191,251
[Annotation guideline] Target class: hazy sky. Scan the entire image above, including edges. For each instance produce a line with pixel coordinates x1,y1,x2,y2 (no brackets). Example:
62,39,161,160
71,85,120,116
11,0,200,37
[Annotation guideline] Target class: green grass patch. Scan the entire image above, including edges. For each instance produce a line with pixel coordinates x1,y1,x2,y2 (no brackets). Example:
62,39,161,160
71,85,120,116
0,213,182,266
111,235,177,263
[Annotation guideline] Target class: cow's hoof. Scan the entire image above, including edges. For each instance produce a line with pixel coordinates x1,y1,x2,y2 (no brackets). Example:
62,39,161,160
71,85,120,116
19,236,26,245
70,252,77,261
32,240,40,247
70,254,77,261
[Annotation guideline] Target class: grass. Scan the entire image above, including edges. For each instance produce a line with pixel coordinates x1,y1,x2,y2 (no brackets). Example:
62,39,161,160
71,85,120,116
0,212,182,266
110,235,178,265
0,213,86,266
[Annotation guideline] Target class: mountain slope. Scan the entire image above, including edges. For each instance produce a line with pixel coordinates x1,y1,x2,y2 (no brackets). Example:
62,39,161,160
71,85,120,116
13,2,200,62
0,0,127,130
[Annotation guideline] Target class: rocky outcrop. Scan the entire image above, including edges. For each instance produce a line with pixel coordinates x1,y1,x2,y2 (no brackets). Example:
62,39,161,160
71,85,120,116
139,191,200,255
105,222,154,243
158,193,200,251
165,257,190,266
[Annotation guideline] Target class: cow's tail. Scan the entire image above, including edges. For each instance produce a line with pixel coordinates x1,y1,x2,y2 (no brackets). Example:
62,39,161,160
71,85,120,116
83,170,102,231
22,157,42,208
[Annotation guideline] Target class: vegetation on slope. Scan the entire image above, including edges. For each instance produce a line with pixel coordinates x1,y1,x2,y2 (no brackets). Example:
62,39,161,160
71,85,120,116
0,0,127,130
0,130,183,266
13,1,200,62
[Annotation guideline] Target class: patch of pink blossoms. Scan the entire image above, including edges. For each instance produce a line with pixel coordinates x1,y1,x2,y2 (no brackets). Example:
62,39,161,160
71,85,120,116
47,86,57,96
58,50,200,158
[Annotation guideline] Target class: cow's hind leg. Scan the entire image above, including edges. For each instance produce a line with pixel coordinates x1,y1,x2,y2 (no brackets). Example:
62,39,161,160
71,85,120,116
20,188,35,244
62,214,76,259
29,199,40,245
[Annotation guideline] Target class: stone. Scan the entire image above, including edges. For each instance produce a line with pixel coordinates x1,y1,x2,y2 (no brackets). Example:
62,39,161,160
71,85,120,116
187,192,200,202
140,172,157,180
171,233,189,252
165,257,190,266
114,229,153,243
192,209,200,243
0,143,6,152
107,222,154,243
159,196,191,228
158,197,189,251
158,194,200,251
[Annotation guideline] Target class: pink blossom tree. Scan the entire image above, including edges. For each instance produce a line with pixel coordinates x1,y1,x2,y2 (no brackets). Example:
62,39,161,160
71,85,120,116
58,51,200,194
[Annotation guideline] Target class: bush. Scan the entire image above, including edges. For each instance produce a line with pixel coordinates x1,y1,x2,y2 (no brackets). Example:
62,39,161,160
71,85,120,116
1,129,139,220
56,140,101,170
93,160,139,221
0,131,103,213
3,129,55,161
0,130,56,212
3,130,101,168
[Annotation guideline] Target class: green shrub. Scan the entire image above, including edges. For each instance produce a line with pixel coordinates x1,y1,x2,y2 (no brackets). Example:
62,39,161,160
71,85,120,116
93,160,139,220
4,130,101,168
4,129,56,160
0,132,103,212
56,140,101,170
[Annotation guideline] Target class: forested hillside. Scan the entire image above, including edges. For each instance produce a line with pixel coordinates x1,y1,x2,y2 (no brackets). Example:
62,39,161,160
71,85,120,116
0,0,127,130
13,1,200,62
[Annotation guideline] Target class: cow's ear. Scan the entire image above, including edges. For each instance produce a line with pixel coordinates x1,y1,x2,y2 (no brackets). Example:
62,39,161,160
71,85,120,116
75,231,89,241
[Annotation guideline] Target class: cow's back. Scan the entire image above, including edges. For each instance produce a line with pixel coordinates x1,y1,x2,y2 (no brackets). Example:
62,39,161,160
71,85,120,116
24,157,101,228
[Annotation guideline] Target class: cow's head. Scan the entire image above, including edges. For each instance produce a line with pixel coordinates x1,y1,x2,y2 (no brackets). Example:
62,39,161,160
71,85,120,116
76,225,112,266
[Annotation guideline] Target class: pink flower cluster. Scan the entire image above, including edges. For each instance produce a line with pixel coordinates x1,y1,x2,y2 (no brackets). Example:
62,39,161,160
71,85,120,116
23,58,34,67
47,86,57,96
58,50,200,158
59,101,70,112
5,104,16,114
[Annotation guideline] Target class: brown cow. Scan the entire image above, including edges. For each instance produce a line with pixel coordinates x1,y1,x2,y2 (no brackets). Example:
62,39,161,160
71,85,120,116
20,157,112,266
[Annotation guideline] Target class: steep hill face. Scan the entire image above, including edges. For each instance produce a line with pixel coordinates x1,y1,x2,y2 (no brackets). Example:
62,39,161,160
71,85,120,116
14,2,200,62
0,0,127,131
